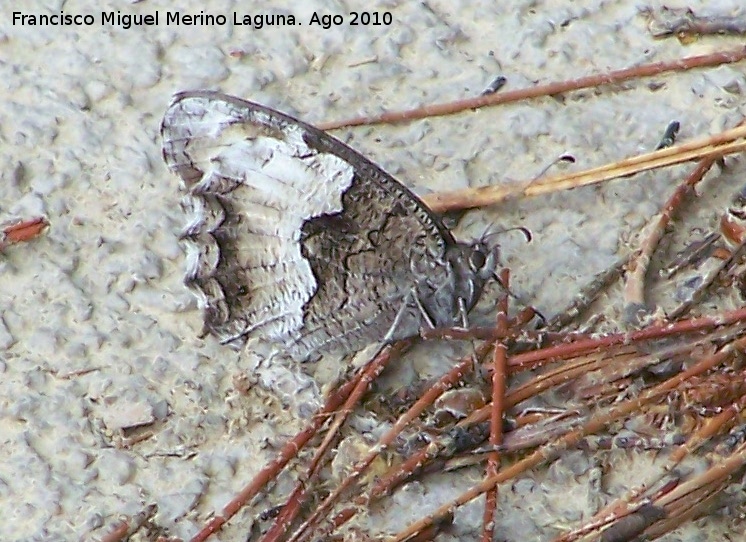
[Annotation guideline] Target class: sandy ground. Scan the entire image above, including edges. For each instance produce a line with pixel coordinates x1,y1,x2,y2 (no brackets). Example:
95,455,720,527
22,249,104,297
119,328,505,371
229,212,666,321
1,0,746,540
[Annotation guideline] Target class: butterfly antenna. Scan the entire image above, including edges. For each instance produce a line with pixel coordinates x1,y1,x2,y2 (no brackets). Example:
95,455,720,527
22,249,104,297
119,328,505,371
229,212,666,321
479,225,532,247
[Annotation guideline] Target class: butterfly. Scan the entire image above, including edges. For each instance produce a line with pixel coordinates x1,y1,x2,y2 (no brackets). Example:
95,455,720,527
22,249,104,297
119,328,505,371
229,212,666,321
161,91,496,362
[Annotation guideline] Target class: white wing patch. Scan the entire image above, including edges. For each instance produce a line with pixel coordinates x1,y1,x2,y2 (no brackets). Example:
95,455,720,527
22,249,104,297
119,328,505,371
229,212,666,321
161,93,355,345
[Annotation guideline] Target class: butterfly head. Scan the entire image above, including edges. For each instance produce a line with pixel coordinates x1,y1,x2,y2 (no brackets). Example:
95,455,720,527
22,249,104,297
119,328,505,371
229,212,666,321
446,240,499,315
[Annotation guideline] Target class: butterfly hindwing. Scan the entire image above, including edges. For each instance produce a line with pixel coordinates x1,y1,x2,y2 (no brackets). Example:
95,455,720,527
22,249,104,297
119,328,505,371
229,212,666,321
161,90,483,361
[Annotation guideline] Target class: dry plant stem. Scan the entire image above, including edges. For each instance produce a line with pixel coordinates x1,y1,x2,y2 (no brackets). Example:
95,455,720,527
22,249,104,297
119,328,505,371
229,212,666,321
645,479,728,540
649,442,746,536
509,305,746,372
668,238,746,320
318,47,746,130
100,522,129,542
496,411,591,454
649,7,746,37
388,335,746,542
482,270,510,542
669,398,745,463
364,308,538,503
503,348,638,409
424,126,746,213
0,216,49,249
464,334,704,434
557,395,746,542
624,157,717,311
421,307,537,343
189,345,402,542
467,323,743,432
259,351,390,542
645,439,746,539
288,342,494,542
100,505,158,542
366,435,445,503
596,503,667,542
546,257,628,331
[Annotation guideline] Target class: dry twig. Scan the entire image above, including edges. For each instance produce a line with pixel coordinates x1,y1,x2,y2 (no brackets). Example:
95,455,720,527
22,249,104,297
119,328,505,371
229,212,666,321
423,124,746,213
389,335,746,541
318,47,746,130
0,216,49,250
623,157,719,322
482,269,510,542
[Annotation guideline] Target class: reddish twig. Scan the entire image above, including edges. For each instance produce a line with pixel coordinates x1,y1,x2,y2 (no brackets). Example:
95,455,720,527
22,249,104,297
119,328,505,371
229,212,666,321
188,344,406,542
669,238,746,320
557,391,746,542
388,335,746,541
288,342,494,542
462,317,746,434
623,157,718,322
644,441,746,539
362,291,733,527
259,347,392,542
508,305,746,372
0,216,49,249
647,6,746,38
545,257,628,331
318,47,746,130
99,505,158,542
482,269,510,542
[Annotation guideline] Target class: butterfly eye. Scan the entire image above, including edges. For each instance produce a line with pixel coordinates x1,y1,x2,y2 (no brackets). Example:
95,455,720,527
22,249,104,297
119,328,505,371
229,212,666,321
469,250,487,271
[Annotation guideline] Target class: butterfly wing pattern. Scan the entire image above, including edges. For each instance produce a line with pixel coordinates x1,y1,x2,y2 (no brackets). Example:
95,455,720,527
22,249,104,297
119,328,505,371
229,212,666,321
161,91,496,362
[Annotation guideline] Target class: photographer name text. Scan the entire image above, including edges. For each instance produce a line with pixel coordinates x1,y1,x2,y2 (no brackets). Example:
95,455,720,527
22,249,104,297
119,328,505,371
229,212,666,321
12,10,392,30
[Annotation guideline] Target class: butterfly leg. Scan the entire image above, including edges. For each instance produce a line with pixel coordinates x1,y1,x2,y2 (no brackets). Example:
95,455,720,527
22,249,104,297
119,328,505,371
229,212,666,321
381,289,432,344
457,296,470,328
382,292,415,344
413,290,437,330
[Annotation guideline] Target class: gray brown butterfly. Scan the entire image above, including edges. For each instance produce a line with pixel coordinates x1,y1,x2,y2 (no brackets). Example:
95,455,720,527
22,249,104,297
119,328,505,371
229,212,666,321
160,90,496,362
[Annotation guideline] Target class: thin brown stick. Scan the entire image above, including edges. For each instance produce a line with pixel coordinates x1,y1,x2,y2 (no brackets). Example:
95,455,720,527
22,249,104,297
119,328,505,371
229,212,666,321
482,270,509,542
0,216,49,249
546,257,628,331
508,305,746,372
99,505,158,542
288,342,493,542
319,47,746,130
462,318,745,436
259,349,390,542
352,312,535,521
364,431,448,504
504,348,636,408
647,7,746,38
388,335,745,542
556,393,746,542
655,440,746,508
623,157,718,319
100,521,130,542
188,345,404,542
645,479,727,540
668,238,746,320
642,439,746,539
668,396,744,464
422,127,746,213
463,329,721,437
